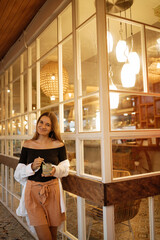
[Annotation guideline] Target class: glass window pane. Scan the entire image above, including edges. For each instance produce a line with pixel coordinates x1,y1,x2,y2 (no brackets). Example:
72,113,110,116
115,197,148,239
77,18,99,96
65,192,78,238
76,0,96,27
29,42,36,65
58,3,72,41
62,37,74,101
30,112,37,134
2,90,5,120
65,140,76,171
32,66,37,110
84,140,101,177
7,83,11,118
13,58,20,80
64,102,75,132
23,115,28,135
107,17,143,92
12,117,21,135
13,139,21,157
86,200,103,240
110,94,160,130
112,137,160,177
13,79,20,115
23,50,28,71
82,95,100,132
146,27,160,93
24,73,28,112
39,19,57,58
0,122,5,136
40,49,59,107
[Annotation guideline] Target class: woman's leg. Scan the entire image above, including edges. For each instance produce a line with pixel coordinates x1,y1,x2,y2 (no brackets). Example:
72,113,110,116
35,224,52,240
50,226,58,240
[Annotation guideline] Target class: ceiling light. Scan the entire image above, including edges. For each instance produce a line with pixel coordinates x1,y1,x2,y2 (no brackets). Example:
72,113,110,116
116,40,129,62
121,63,136,88
128,52,140,74
107,31,113,53
40,61,69,100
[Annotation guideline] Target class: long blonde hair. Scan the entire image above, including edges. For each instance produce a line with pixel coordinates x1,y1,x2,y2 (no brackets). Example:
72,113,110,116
32,112,63,142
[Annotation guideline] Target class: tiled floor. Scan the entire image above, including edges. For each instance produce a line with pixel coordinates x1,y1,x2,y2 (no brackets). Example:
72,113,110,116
0,202,35,240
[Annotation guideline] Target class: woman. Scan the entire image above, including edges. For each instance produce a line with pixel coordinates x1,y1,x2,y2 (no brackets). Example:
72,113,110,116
14,112,70,240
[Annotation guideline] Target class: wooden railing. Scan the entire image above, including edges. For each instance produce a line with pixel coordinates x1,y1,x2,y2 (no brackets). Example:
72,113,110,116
1,154,160,206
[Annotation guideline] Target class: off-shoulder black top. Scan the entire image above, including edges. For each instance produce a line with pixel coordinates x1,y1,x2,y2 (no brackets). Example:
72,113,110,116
19,145,67,182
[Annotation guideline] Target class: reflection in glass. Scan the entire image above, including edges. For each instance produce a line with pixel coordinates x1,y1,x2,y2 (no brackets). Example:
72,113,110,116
112,137,160,177
64,102,75,132
29,42,36,65
39,19,57,58
76,0,96,27
13,139,21,157
13,79,20,115
58,3,72,41
77,17,99,96
12,117,21,135
84,140,101,177
40,50,59,106
115,198,149,240
62,37,74,101
110,94,160,130
65,140,76,171
65,192,78,238
7,82,11,118
23,50,28,71
82,95,100,131
12,58,20,80
2,90,5,120
107,17,143,92
24,73,28,112
32,66,37,110
30,113,37,135
146,27,160,93
86,200,103,240
23,115,28,135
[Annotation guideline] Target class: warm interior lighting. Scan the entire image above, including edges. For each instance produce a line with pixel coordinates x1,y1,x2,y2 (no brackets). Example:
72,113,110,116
40,61,69,100
116,40,129,62
109,65,119,109
110,84,119,109
157,38,160,45
121,63,136,88
107,31,113,53
157,62,160,69
128,51,140,74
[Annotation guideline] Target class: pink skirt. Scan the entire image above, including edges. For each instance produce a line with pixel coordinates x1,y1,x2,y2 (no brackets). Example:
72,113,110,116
25,179,65,227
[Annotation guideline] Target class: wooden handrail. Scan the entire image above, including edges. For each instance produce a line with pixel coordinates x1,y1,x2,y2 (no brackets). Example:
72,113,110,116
1,154,160,206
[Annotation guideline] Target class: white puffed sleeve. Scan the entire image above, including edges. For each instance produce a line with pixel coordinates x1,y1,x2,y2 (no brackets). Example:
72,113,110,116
52,159,70,178
14,163,35,186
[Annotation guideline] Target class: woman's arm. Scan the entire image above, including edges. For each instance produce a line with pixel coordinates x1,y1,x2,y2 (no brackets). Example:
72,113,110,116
14,163,35,185
52,159,70,178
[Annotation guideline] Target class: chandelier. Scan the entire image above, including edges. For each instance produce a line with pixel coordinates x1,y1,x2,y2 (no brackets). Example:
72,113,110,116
40,61,69,100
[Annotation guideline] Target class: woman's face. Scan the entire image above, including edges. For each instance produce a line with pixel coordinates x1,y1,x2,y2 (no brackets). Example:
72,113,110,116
37,116,52,136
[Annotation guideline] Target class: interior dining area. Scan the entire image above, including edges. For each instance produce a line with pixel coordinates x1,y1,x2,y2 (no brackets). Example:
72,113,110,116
0,0,160,239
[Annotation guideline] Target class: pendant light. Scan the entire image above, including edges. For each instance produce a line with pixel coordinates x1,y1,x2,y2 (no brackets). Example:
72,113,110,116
109,65,119,109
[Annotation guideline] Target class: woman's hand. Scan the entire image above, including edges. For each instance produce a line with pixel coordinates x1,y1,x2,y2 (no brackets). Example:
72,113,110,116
31,157,44,171
41,166,56,177
50,166,56,176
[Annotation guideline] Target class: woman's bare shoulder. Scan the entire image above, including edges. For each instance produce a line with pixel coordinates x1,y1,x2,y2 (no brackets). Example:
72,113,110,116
23,140,35,148
52,140,64,148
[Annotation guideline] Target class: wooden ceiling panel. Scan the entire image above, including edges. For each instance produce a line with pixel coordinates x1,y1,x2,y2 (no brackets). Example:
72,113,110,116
0,0,48,60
